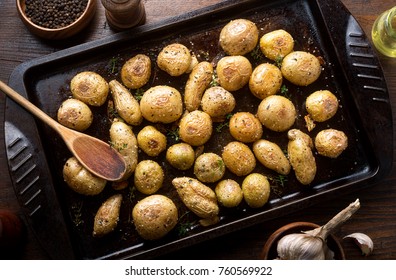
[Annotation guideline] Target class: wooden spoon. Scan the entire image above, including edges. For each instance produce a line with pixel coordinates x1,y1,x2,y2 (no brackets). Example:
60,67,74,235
0,80,126,181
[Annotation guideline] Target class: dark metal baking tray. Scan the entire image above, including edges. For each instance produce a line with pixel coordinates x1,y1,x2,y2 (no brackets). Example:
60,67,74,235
5,0,392,259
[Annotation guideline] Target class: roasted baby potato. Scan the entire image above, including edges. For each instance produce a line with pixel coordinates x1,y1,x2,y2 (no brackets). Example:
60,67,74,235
287,129,316,185
179,110,213,146
121,54,151,89
63,156,107,196
216,55,252,91
166,143,195,170
140,85,183,123
137,125,167,157
201,86,236,119
219,19,259,56
157,43,192,76
257,95,296,132
215,179,243,208
70,71,109,106
222,141,256,176
109,121,138,181
194,152,225,183
242,173,270,208
315,129,348,158
259,29,294,61
172,177,219,226
109,80,143,126
306,90,339,122
184,61,214,112
281,51,322,86
132,194,178,240
134,160,164,195
249,63,283,99
229,112,263,143
253,139,291,175
93,194,122,237
57,98,93,131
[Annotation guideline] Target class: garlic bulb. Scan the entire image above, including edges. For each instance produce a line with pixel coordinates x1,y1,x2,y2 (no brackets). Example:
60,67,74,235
276,199,360,260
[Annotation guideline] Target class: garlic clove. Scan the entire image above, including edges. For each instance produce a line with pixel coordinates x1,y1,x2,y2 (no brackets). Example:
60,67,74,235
343,232,374,256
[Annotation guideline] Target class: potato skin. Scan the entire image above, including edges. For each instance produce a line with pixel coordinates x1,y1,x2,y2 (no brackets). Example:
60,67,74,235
259,29,294,61
63,156,107,196
222,141,256,176
216,56,252,91
306,90,339,122
109,80,143,126
287,129,316,185
109,121,138,181
215,179,243,208
121,54,151,89
157,43,192,76
257,95,296,132
70,71,109,106
134,160,164,195
249,63,283,99
179,110,213,146
137,125,167,157
315,129,348,158
132,195,178,240
140,85,183,123
166,143,195,170
219,19,259,55
229,112,263,143
93,194,122,237
242,173,270,208
281,51,322,86
253,139,291,175
57,98,93,131
184,61,214,112
201,86,236,119
194,153,225,183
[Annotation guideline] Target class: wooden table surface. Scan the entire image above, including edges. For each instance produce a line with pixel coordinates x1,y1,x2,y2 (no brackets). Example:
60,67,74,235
1,0,395,260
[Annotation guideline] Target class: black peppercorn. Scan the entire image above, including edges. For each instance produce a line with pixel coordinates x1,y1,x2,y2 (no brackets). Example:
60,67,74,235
25,0,88,29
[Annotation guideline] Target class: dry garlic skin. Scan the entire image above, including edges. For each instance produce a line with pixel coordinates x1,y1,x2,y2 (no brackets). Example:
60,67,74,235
57,98,93,132
179,110,213,146
219,19,259,55
281,51,322,86
306,90,339,122
229,112,263,143
63,157,107,196
140,85,183,123
70,71,109,106
315,129,348,158
242,173,270,208
249,63,283,99
259,29,294,61
194,153,225,183
222,141,256,176
134,160,164,195
257,95,296,132
157,43,192,76
216,55,252,91
215,179,243,208
132,195,178,240
201,86,236,119
121,54,151,89
166,143,195,170
137,125,167,157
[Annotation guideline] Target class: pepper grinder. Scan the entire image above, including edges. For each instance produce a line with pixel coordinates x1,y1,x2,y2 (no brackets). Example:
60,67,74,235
101,0,146,30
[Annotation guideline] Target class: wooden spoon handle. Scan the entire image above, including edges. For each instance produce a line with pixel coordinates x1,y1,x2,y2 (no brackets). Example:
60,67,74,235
0,80,61,132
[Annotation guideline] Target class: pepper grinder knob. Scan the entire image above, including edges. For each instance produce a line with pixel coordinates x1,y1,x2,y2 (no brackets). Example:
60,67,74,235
101,0,146,30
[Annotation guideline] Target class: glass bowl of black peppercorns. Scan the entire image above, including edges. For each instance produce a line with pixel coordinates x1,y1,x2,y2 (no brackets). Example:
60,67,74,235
16,0,97,40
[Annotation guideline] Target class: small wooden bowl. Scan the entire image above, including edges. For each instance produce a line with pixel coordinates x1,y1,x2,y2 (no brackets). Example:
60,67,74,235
260,222,346,260
16,0,97,40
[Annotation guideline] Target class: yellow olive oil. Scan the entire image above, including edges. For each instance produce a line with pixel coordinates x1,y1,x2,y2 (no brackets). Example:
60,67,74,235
372,7,396,58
